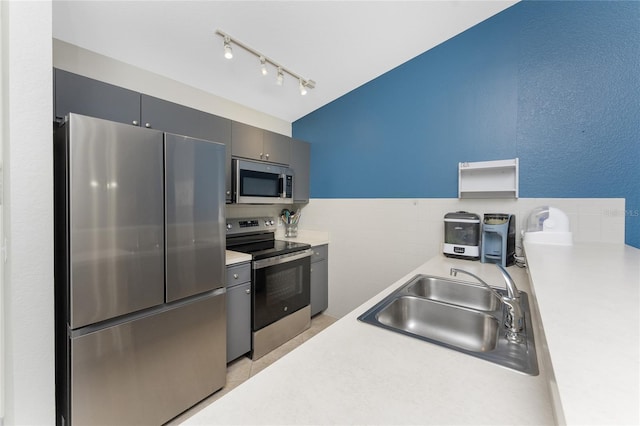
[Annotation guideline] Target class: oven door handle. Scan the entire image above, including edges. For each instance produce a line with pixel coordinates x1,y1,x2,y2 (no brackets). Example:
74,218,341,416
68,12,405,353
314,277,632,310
252,248,313,270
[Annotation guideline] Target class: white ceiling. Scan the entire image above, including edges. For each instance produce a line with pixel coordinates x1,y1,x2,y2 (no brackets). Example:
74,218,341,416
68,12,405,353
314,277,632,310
52,1,518,123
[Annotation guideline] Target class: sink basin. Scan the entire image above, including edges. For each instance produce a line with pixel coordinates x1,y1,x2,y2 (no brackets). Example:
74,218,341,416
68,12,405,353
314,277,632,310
406,275,500,311
376,296,499,352
358,274,538,375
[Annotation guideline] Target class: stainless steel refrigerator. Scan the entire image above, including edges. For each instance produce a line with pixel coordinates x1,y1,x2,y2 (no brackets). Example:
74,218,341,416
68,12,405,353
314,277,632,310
54,113,227,425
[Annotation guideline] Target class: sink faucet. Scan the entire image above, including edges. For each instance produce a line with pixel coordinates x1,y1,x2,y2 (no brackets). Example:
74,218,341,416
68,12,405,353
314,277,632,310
450,264,524,339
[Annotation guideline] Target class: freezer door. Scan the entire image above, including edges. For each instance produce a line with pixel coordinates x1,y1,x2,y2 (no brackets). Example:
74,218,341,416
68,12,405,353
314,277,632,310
70,290,226,425
69,114,165,329
165,133,226,302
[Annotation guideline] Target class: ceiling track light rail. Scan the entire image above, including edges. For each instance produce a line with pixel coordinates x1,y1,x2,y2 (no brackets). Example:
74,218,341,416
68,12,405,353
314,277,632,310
215,29,315,95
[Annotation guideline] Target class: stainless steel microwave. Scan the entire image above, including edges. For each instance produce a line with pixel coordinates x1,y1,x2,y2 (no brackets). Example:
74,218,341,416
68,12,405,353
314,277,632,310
232,159,294,204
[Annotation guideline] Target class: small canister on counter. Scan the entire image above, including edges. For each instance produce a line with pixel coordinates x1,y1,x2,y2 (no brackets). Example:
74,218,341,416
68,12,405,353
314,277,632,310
281,208,300,238
443,211,481,260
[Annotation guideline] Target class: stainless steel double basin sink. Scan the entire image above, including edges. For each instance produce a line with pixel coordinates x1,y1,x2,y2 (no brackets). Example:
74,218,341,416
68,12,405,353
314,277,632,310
358,274,539,375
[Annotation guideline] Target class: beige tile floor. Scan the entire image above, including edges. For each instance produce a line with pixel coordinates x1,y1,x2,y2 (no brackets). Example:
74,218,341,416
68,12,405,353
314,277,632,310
167,313,338,425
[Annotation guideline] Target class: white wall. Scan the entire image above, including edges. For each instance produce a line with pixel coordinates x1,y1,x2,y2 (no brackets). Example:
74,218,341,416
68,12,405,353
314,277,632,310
2,1,55,424
53,39,291,136
298,198,625,318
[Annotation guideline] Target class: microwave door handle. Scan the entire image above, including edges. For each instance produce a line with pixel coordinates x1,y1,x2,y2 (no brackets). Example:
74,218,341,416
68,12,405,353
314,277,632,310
279,174,285,198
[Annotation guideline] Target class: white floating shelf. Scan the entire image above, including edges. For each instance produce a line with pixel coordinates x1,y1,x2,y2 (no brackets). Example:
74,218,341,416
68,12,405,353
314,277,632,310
458,158,519,199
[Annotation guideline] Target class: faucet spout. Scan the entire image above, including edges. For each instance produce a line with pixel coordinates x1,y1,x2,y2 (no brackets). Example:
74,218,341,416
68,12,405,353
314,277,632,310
496,264,519,300
449,265,524,336
449,268,503,302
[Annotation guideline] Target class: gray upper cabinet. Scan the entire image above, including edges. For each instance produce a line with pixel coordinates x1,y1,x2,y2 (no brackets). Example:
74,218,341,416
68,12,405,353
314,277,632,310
141,95,233,202
54,69,141,126
231,121,262,161
262,130,291,165
290,139,310,203
54,68,311,205
232,121,290,165
140,95,230,142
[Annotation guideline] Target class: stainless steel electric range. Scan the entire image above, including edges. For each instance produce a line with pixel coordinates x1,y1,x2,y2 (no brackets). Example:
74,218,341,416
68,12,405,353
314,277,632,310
226,217,312,360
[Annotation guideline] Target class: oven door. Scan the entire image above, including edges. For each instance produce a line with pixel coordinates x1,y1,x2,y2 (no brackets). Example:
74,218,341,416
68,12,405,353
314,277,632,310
252,249,312,330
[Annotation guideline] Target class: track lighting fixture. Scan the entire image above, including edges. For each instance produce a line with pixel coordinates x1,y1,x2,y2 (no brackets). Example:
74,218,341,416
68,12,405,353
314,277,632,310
223,36,233,59
216,29,315,95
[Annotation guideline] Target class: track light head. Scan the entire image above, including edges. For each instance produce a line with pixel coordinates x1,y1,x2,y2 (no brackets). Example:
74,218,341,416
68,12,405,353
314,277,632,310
276,68,284,86
223,36,233,59
299,79,308,96
260,57,268,76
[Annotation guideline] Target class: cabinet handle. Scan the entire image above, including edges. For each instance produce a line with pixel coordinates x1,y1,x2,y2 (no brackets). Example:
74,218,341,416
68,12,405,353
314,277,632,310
245,289,251,294
132,120,139,126
233,273,239,279
145,123,151,128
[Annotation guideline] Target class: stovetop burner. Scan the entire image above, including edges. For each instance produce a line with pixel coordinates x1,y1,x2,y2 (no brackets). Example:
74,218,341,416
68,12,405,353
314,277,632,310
229,239,311,261
226,217,310,260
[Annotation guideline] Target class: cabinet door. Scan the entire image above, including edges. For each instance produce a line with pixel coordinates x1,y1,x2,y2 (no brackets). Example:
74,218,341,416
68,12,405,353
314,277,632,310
231,121,263,161
310,258,328,317
141,95,233,201
262,130,291,165
226,282,251,362
140,95,230,141
54,69,141,126
290,139,310,203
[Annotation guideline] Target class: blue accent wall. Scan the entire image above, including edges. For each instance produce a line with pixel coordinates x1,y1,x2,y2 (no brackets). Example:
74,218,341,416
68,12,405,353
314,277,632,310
293,1,640,248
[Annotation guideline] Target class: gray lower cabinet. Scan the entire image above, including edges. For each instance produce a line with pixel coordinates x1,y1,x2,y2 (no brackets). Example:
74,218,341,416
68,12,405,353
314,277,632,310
226,262,252,362
290,138,310,203
310,245,328,316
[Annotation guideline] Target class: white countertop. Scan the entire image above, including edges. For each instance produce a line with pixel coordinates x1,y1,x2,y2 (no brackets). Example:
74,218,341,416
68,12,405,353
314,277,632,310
275,229,330,247
225,250,251,266
206,242,639,425
524,242,639,425
185,256,554,425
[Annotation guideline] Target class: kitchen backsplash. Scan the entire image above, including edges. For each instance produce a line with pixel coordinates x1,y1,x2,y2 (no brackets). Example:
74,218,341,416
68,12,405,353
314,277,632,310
227,198,625,318
303,198,624,317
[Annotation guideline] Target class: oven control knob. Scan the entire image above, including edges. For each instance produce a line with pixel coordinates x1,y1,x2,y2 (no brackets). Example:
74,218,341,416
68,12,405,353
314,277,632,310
226,224,232,230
